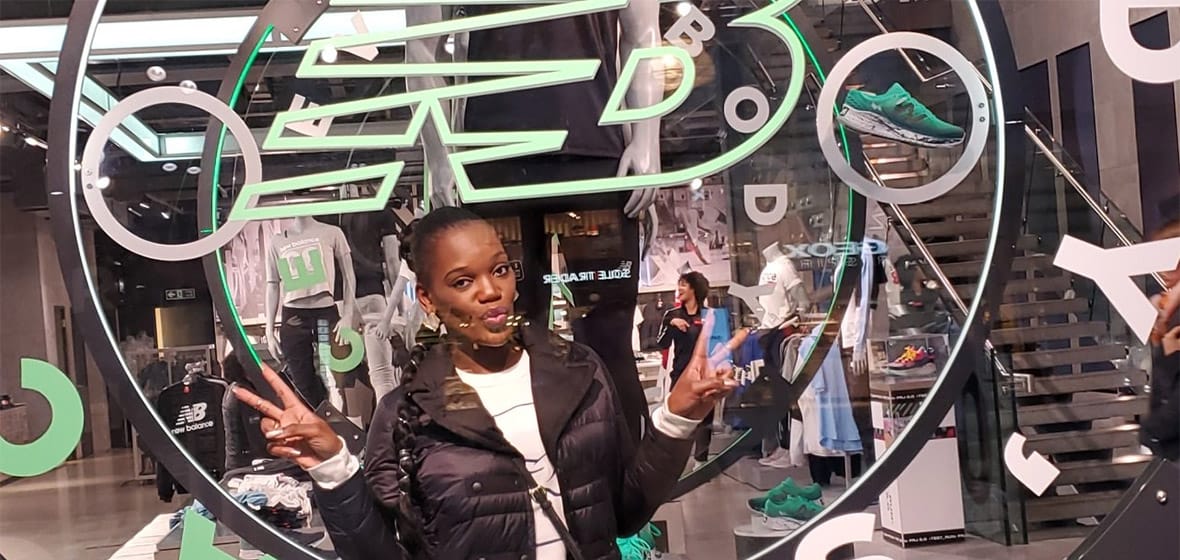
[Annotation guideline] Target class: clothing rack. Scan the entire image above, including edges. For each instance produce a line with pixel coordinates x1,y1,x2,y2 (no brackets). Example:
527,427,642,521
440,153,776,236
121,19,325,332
125,344,217,485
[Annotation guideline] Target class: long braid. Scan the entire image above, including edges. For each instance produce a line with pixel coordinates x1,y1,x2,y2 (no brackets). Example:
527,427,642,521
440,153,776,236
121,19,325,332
390,343,428,553
388,206,484,552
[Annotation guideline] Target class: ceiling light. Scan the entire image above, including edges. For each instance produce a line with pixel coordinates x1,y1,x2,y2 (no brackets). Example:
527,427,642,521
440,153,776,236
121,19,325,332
320,45,339,64
139,202,150,209
444,39,455,54
676,2,693,16
146,66,167,82
689,178,703,190
128,207,143,217
186,165,201,175
160,211,171,219
49,190,64,196
95,176,111,190
24,136,48,149
162,162,178,172
0,125,9,132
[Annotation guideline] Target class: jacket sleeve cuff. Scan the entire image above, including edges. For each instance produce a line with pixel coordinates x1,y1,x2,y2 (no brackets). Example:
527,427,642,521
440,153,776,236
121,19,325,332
651,404,699,440
307,437,360,490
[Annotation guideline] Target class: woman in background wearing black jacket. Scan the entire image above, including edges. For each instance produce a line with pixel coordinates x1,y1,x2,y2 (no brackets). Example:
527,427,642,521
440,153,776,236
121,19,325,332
232,207,736,559
221,351,268,471
1144,219,1180,461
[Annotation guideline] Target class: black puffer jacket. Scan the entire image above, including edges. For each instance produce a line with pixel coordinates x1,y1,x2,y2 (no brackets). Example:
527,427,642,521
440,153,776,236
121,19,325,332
314,323,693,559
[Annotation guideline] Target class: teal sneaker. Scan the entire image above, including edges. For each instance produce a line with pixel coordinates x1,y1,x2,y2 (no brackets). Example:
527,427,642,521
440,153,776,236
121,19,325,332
617,523,661,560
839,83,966,148
763,494,824,521
747,477,823,512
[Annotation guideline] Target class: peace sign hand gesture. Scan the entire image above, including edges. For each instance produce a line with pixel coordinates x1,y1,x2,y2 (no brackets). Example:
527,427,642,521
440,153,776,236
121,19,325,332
232,364,342,470
666,312,739,420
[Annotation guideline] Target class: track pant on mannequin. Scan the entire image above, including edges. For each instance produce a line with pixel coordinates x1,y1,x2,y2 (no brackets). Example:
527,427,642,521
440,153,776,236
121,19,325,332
466,155,649,443
279,306,338,408
357,294,400,402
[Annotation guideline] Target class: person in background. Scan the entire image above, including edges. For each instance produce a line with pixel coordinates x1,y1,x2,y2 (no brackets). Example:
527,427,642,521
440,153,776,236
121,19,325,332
1144,219,1180,461
657,271,751,467
221,351,269,471
232,207,737,560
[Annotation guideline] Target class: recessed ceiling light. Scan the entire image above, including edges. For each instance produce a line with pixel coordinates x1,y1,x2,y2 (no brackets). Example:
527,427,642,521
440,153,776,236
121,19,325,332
320,45,339,64
162,162,178,172
186,165,201,175
689,178,703,190
139,202,150,209
0,125,10,133
96,176,111,190
160,211,171,219
676,2,693,16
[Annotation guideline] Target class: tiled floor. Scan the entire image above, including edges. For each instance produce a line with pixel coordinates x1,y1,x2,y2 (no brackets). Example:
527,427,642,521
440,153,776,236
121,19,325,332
0,452,1086,559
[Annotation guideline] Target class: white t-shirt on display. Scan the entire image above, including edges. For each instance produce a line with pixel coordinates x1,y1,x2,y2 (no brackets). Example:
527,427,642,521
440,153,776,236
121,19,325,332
267,221,350,305
758,256,803,329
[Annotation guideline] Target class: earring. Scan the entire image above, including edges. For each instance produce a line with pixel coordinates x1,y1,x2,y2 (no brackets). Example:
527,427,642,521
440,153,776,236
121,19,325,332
458,320,471,329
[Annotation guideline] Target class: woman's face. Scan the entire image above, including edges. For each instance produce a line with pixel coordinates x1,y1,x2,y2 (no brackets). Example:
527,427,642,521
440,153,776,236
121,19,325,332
676,279,693,305
417,221,517,347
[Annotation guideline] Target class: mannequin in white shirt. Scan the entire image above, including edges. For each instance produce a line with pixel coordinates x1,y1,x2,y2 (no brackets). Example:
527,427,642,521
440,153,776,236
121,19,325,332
757,242,810,328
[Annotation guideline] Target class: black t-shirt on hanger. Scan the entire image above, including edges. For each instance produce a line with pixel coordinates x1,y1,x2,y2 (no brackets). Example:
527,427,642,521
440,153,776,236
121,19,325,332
461,5,625,160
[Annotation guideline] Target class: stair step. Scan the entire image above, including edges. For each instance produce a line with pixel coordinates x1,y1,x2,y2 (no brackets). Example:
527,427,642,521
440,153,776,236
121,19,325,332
922,235,1040,258
902,197,993,220
1055,455,1153,485
912,218,992,239
1027,524,1101,543
1024,424,1143,455
861,142,918,158
938,255,1052,279
869,157,928,175
1020,369,1148,395
1026,490,1125,523
999,298,1089,321
1011,344,1125,370
955,276,1072,301
1018,395,1149,427
992,321,1109,345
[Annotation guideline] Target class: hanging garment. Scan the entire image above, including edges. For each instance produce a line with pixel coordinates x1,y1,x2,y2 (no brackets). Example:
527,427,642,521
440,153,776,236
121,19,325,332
841,239,875,350
155,377,227,501
798,327,862,453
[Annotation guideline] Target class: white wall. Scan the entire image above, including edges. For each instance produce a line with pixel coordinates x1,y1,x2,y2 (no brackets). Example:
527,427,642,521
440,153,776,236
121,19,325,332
999,0,1180,231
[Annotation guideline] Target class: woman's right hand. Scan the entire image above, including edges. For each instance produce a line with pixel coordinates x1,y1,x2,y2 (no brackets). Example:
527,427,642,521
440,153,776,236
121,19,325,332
233,363,342,470
670,318,689,332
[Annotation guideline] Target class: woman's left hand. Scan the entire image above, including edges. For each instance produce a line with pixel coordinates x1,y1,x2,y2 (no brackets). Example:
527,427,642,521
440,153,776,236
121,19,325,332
667,313,738,420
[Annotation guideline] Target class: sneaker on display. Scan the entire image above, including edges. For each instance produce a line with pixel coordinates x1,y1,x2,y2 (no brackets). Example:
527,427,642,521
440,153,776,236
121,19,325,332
763,494,824,522
617,522,662,560
747,477,823,512
838,83,966,148
757,447,789,466
763,452,795,469
885,345,937,375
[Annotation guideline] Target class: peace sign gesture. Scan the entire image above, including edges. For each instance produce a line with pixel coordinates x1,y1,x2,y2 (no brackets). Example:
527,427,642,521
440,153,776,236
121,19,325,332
232,364,342,470
666,311,739,420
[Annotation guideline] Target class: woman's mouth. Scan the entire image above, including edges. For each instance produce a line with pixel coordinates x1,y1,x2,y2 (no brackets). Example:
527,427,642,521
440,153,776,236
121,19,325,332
481,307,509,329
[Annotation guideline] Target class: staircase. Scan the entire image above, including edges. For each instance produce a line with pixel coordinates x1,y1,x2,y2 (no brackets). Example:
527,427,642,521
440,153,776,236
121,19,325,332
796,0,1153,542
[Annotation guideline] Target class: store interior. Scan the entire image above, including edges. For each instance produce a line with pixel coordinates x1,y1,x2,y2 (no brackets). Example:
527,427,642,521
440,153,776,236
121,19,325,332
1,1,1178,560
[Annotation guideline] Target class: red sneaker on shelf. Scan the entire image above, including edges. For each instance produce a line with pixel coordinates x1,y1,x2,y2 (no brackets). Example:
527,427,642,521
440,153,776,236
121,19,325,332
885,345,937,375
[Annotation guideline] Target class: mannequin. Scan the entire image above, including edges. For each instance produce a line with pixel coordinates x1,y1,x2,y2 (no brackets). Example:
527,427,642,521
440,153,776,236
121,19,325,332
265,216,356,408
336,186,408,404
404,2,663,442
758,243,810,328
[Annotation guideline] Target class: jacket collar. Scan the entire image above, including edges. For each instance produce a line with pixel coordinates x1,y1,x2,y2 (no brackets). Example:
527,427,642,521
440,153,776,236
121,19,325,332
405,322,598,458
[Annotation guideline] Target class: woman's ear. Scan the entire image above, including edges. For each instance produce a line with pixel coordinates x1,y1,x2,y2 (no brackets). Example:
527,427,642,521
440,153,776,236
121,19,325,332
417,284,435,315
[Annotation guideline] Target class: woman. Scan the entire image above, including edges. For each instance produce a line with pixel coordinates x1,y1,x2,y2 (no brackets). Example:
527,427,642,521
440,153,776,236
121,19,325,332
220,351,268,472
1144,219,1180,461
233,207,735,559
656,271,749,466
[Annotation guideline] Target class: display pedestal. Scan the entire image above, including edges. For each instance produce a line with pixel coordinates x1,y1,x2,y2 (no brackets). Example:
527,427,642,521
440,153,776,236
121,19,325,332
733,523,854,559
871,373,965,547
731,456,792,491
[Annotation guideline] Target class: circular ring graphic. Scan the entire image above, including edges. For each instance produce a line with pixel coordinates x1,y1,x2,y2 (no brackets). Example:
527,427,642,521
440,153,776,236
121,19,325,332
80,86,260,262
816,32,991,205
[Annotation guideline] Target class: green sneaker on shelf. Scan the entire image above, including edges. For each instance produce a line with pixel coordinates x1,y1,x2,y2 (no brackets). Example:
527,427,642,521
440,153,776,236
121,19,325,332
747,477,823,512
838,83,966,148
763,494,824,521
617,523,662,560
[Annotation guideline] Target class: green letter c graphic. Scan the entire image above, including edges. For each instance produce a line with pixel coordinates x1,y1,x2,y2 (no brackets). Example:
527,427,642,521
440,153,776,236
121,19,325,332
0,358,85,478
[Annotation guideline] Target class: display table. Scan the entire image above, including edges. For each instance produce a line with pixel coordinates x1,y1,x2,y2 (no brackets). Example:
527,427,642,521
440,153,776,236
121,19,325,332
107,515,171,560
870,373,965,547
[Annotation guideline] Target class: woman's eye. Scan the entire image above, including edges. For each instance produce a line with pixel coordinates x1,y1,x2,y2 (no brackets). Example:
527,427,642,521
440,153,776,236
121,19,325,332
453,278,472,289
493,264,509,276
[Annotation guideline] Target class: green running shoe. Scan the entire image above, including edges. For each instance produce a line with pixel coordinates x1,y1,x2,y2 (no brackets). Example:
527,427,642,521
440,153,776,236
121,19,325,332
617,523,662,560
839,83,966,148
747,477,823,512
763,494,824,521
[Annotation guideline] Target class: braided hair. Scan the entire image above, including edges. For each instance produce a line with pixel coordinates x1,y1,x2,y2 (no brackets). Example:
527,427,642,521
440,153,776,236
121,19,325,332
390,206,485,553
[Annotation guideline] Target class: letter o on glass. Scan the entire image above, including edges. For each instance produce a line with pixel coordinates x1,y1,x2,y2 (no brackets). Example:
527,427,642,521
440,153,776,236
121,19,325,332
724,86,771,134
80,86,261,262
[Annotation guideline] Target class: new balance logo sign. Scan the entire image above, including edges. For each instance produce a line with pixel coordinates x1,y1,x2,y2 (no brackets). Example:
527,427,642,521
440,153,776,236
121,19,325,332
172,403,214,434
